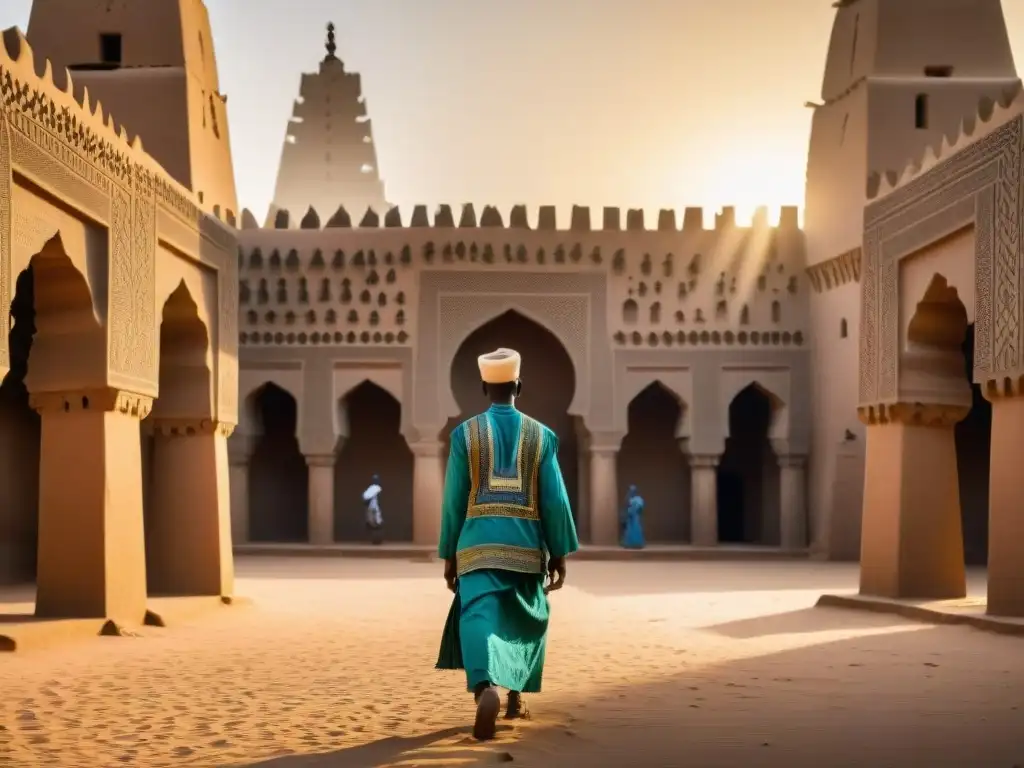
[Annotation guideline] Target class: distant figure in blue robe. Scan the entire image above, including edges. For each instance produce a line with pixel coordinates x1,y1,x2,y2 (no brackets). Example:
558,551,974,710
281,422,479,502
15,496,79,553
363,474,384,545
436,347,579,741
621,485,646,549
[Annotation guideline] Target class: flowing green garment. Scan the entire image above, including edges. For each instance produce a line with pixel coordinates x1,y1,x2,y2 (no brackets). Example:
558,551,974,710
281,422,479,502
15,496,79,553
436,404,578,693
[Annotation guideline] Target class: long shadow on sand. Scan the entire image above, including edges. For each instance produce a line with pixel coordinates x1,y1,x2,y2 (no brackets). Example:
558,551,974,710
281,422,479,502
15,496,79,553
243,725,516,767
700,606,892,639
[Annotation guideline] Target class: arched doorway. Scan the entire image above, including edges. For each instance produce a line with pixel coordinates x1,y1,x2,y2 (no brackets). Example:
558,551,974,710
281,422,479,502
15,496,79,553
0,266,41,584
334,381,413,542
955,323,990,565
616,382,689,542
141,281,216,594
248,383,308,541
446,310,578,517
717,384,780,544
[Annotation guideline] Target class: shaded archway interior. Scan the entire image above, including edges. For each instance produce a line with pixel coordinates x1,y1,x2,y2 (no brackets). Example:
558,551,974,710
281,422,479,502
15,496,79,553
334,381,413,542
616,382,690,542
954,323,989,566
0,266,40,585
445,310,578,519
717,384,780,545
248,383,308,542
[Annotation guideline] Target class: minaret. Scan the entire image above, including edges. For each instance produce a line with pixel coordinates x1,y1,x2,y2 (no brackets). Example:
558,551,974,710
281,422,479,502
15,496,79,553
802,0,1020,560
266,22,388,227
26,0,239,221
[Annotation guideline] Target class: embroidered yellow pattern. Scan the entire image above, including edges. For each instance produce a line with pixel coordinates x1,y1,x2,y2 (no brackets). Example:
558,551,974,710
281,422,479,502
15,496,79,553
486,413,524,490
466,414,545,521
457,544,545,576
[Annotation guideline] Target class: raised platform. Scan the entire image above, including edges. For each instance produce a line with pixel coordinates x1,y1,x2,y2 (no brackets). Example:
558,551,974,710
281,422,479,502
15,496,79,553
816,593,1024,637
234,542,810,561
0,594,247,652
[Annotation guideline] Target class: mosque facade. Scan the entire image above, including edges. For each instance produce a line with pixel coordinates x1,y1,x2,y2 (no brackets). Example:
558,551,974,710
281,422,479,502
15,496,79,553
2,0,1024,623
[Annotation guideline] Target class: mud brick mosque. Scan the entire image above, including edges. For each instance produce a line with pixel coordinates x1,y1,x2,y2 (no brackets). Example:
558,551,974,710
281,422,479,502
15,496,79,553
2,0,1024,622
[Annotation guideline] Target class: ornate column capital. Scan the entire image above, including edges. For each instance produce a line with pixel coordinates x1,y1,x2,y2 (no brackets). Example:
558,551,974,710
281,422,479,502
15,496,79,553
151,418,235,438
588,431,624,455
304,453,336,468
777,454,807,469
981,373,1024,402
408,440,446,458
857,402,969,428
688,453,720,470
30,387,154,419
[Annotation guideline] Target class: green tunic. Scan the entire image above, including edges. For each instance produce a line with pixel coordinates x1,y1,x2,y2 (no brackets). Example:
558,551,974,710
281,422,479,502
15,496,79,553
436,403,578,692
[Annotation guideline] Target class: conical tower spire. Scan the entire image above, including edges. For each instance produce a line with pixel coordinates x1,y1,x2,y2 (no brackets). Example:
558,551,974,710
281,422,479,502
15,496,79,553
325,22,337,60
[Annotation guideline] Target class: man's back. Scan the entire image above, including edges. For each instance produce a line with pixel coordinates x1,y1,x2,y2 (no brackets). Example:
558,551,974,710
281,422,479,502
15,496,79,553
438,403,578,575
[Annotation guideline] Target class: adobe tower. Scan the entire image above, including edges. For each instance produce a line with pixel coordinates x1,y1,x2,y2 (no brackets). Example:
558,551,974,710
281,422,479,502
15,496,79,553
802,0,1020,560
26,0,239,221
266,22,388,228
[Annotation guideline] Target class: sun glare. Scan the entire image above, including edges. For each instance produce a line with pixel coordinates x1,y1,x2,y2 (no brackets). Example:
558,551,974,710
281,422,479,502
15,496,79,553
700,145,806,228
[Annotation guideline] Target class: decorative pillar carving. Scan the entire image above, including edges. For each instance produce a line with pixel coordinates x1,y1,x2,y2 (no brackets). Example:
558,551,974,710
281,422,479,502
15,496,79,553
777,454,808,550
984,383,1024,617
305,450,338,546
409,440,446,547
858,402,968,600
688,454,720,546
31,388,152,622
227,432,253,544
588,432,623,546
148,418,235,597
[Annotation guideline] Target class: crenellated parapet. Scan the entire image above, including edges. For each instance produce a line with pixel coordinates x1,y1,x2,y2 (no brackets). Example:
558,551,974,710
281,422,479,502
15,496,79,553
242,202,801,234
866,83,1024,201
235,202,808,352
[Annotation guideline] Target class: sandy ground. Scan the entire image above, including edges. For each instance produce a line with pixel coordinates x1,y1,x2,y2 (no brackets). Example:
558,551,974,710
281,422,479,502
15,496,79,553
0,558,1020,768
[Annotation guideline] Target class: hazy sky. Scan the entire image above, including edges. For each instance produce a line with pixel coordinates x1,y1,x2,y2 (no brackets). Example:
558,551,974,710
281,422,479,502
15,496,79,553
5,1,1024,225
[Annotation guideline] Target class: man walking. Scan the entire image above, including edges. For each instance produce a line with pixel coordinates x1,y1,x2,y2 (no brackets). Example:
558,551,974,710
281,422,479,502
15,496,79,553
436,347,579,741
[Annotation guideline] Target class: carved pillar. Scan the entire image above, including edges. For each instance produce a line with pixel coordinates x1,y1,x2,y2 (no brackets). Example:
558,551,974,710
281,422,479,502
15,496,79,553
227,432,253,544
305,451,338,546
985,389,1024,616
778,454,808,550
32,388,151,622
148,418,235,597
410,440,445,547
588,434,622,546
858,403,968,600
575,424,591,543
689,454,720,546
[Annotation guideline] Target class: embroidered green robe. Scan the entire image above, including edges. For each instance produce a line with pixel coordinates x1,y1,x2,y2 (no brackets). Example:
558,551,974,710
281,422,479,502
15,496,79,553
436,403,578,692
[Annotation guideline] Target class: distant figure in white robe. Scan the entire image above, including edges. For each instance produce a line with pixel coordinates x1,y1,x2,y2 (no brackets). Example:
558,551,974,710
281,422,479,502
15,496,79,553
363,474,384,545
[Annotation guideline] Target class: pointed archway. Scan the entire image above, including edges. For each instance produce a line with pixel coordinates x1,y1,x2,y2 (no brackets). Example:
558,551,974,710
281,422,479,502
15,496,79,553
0,266,40,585
616,382,689,542
334,381,414,542
717,384,780,544
446,310,578,516
247,383,308,542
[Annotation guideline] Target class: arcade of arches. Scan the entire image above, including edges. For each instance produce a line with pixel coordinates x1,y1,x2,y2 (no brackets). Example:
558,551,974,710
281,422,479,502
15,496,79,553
0,241,233,624
230,310,809,548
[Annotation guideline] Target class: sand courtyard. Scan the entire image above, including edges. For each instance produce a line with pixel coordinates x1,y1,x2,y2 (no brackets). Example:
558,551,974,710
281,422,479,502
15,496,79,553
0,557,1021,768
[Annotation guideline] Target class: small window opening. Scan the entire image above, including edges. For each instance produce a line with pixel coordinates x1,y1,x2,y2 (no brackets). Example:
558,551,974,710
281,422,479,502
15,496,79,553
914,94,929,129
840,318,849,338
99,33,122,65
924,65,954,78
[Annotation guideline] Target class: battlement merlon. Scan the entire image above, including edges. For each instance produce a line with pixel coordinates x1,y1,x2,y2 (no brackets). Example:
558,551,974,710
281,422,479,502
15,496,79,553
0,26,235,231
243,203,803,234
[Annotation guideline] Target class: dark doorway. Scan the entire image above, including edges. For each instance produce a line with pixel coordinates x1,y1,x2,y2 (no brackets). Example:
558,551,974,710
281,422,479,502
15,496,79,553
717,384,779,544
0,267,41,584
954,323,990,566
334,381,413,542
248,383,308,542
616,382,690,542
446,310,578,517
